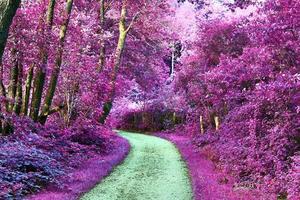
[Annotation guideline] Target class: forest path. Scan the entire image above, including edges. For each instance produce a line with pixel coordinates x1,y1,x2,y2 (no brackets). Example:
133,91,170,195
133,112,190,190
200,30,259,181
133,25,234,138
81,131,193,200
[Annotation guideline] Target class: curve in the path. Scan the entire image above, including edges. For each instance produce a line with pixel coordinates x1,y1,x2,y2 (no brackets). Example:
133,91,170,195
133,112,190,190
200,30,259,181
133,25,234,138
81,131,193,200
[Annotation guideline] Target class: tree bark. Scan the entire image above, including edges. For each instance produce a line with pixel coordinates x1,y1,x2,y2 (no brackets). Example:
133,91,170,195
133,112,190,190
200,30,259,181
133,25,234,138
47,0,56,27
200,115,204,134
173,112,176,124
40,0,73,124
214,115,220,131
98,0,106,71
0,60,7,104
100,0,139,124
30,0,56,122
22,63,33,116
170,46,175,77
8,49,18,111
30,63,45,121
13,60,22,114
0,0,21,62
99,101,112,124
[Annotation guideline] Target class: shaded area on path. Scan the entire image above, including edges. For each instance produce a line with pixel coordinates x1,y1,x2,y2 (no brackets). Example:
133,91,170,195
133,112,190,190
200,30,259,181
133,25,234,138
81,131,193,200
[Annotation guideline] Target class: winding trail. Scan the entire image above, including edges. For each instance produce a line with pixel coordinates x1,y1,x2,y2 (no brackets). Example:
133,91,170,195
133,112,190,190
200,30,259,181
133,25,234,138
81,131,193,200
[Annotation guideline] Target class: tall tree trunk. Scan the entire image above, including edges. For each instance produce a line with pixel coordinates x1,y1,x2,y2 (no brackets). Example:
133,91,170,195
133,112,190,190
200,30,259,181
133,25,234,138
30,0,56,122
98,0,106,71
39,0,73,124
29,59,46,121
199,115,204,134
0,0,21,135
214,115,220,131
0,61,7,107
0,61,8,136
173,112,176,124
47,0,56,27
0,0,21,62
8,49,18,112
13,61,22,114
170,46,175,77
99,101,112,124
100,0,139,124
22,63,33,116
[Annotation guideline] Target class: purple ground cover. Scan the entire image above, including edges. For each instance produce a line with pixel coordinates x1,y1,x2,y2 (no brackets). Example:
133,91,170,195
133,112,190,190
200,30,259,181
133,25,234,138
0,116,130,200
27,134,130,200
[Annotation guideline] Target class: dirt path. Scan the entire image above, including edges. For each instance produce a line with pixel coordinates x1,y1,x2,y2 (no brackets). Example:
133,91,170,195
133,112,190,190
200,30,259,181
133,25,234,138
81,131,193,200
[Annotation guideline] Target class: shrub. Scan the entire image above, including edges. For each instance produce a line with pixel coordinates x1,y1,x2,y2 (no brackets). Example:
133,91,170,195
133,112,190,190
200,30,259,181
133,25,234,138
0,117,114,199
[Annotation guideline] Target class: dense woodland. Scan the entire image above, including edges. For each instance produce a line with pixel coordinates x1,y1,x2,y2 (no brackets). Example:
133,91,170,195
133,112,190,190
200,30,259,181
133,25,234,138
0,0,299,199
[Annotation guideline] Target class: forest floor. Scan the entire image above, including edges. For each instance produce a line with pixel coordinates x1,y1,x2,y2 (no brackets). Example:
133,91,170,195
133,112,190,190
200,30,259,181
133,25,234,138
81,131,193,200
27,134,130,200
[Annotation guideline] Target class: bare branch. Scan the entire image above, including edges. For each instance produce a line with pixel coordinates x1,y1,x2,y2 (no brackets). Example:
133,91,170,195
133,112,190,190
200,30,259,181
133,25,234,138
125,11,140,33
104,0,114,14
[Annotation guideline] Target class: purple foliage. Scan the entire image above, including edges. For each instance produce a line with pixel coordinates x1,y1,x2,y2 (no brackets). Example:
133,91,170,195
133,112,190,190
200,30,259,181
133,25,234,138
0,116,115,199
191,77,300,198
27,134,130,200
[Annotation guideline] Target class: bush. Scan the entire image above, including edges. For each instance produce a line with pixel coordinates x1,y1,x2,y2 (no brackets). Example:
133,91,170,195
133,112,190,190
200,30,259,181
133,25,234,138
192,77,300,197
0,135,63,199
68,121,113,153
0,117,114,199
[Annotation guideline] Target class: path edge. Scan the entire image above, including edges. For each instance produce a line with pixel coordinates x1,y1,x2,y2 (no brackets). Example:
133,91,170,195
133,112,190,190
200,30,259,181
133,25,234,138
26,133,131,200
155,133,267,200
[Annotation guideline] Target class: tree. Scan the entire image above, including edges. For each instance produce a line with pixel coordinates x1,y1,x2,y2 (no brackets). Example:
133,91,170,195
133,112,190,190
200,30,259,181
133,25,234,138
0,0,20,134
99,0,140,123
29,0,57,121
21,64,33,115
0,0,21,109
0,0,21,62
98,0,106,71
39,0,74,124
